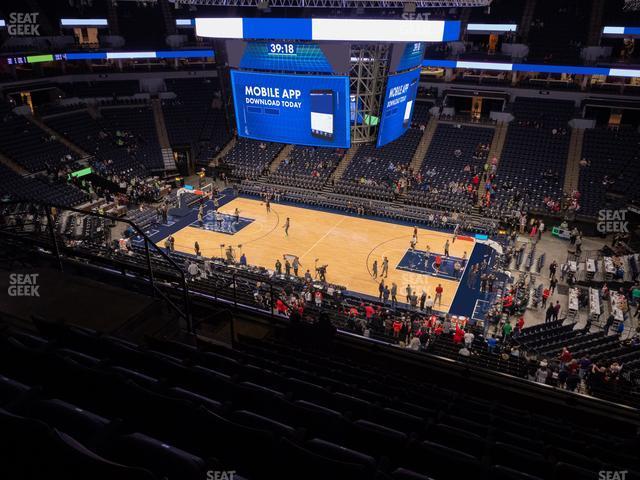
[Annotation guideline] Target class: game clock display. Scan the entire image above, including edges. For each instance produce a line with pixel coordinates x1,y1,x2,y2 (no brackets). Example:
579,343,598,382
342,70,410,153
268,43,297,55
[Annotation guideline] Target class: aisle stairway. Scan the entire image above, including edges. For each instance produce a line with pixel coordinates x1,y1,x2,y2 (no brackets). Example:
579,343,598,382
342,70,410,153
409,120,438,174
587,0,606,46
25,115,90,159
209,137,237,167
519,0,537,41
150,99,176,171
268,144,295,173
0,151,29,175
563,128,584,195
477,122,508,206
487,121,508,164
326,144,361,186
161,148,177,172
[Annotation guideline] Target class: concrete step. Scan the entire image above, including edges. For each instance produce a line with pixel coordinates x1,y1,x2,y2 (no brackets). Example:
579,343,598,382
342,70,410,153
563,128,584,195
209,137,237,167
0,151,29,175
329,144,361,183
161,147,177,171
151,98,172,152
269,144,294,173
409,119,438,174
478,121,508,206
25,114,90,158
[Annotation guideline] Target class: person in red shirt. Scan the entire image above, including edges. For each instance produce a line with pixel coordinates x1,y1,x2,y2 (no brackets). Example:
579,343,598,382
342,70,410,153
516,316,525,334
275,298,288,315
503,294,514,315
434,255,442,273
434,284,444,306
542,288,550,307
364,304,375,320
559,347,572,365
392,319,402,338
453,325,465,344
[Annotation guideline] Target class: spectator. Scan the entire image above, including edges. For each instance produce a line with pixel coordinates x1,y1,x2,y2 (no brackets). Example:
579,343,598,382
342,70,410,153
486,335,497,353
464,330,475,348
535,361,550,384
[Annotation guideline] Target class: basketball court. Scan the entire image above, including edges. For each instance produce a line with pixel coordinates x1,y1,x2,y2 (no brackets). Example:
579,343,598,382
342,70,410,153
157,196,476,312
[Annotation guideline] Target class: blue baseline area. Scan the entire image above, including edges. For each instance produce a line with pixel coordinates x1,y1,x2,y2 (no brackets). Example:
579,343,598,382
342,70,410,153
189,211,254,235
396,249,467,281
131,190,236,244
449,243,507,317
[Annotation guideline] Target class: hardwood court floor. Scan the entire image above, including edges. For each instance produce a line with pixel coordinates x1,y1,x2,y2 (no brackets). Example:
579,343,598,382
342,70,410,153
160,197,475,311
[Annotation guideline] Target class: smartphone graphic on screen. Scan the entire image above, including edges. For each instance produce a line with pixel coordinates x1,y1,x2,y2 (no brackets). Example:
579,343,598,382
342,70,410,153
403,100,414,128
403,79,418,128
310,90,334,140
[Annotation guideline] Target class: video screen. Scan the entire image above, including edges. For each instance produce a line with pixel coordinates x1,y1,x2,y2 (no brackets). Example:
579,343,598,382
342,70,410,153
376,68,421,147
231,70,350,148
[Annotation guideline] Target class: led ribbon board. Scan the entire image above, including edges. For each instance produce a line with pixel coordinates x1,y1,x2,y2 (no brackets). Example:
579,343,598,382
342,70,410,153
603,26,640,36
60,19,108,27
421,59,640,78
466,23,517,32
195,18,460,42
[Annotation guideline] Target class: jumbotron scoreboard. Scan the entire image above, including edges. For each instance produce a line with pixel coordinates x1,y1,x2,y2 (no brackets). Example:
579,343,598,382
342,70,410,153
195,17,460,148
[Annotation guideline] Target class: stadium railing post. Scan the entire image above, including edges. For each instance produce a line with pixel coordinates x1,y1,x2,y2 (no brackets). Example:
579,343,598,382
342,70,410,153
232,272,237,308
45,206,63,273
270,283,274,318
143,239,156,297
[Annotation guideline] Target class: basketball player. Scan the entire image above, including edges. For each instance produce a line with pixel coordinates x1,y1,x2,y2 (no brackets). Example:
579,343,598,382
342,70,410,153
424,245,431,268
234,208,240,224
381,257,389,278
283,217,290,236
